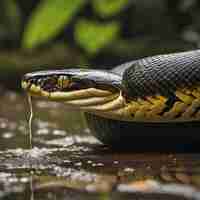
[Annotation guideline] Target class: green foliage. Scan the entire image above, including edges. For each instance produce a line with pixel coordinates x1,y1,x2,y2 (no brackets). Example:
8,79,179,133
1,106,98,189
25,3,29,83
93,0,129,17
22,0,86,49
21,0,124,55
75,19,120,54
0,0,21,37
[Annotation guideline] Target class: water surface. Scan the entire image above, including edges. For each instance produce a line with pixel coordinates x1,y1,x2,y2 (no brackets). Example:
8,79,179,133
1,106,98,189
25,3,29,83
1,89,200,200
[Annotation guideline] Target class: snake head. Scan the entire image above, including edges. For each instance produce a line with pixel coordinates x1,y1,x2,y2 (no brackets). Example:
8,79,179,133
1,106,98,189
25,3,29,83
21,69,126,120
21,69,122,100
22,70,77,94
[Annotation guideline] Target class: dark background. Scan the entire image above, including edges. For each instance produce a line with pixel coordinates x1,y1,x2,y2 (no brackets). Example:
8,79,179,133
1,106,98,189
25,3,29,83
0,0,199,90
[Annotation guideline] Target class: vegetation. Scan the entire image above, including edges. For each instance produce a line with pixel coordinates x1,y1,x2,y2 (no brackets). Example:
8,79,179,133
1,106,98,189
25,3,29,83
0,0,199,88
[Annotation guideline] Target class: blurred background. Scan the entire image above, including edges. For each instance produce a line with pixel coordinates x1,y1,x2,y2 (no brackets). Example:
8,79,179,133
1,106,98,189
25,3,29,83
0,0,200,90
1,2,200,199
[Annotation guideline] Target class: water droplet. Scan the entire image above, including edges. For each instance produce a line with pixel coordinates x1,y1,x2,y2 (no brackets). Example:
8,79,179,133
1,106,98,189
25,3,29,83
74,162,82,166
96,163,104,167
53,129,66,136
2,132,14,139
36,128,49,135
124,168,135,173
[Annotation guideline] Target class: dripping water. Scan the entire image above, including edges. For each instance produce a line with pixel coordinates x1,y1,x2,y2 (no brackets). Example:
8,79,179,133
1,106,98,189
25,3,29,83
27,94,33,149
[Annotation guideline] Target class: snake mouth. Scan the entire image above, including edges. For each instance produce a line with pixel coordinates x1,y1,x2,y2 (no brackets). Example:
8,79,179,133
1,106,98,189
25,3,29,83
21,69,124,112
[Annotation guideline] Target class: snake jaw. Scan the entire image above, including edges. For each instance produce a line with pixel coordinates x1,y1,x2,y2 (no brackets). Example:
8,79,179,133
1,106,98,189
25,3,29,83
21,69,131,120
21,68,122,100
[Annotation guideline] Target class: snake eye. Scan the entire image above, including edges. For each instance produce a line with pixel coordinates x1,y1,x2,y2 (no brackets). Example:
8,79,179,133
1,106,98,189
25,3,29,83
57,76,70,89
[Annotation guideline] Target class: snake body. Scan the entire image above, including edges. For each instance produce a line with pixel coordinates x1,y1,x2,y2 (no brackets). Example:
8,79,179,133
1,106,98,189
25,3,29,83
123,50,200,97
86,50,200,147
22,49,200,148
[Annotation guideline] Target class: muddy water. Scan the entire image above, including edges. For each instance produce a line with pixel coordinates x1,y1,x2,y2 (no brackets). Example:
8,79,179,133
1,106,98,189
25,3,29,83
1,89,200,200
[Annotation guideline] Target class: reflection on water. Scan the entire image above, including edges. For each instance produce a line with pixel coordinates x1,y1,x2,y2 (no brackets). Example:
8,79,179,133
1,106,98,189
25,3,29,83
30,173,34,200
1,90,200,199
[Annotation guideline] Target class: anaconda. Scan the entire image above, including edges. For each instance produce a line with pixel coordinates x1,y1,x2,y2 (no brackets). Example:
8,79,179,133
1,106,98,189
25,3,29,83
21,49,200,148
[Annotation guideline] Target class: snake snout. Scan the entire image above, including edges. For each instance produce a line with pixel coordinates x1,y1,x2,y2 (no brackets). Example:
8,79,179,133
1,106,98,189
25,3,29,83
21,71,60,93
22,72,48,91
23,72,41,84
21,73,36,90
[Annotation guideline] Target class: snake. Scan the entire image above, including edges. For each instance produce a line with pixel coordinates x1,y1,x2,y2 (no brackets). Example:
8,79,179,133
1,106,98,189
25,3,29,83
21,49,200,147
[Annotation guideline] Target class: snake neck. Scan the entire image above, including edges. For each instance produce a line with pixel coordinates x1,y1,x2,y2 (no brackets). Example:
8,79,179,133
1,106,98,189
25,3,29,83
62,90,129,121
69,86,200,122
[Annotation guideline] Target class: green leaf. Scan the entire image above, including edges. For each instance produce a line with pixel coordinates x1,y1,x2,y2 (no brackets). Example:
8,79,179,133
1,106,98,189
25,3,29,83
0,0,21,37
93,0,129,17
22,0,86,49
75,19,120,55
